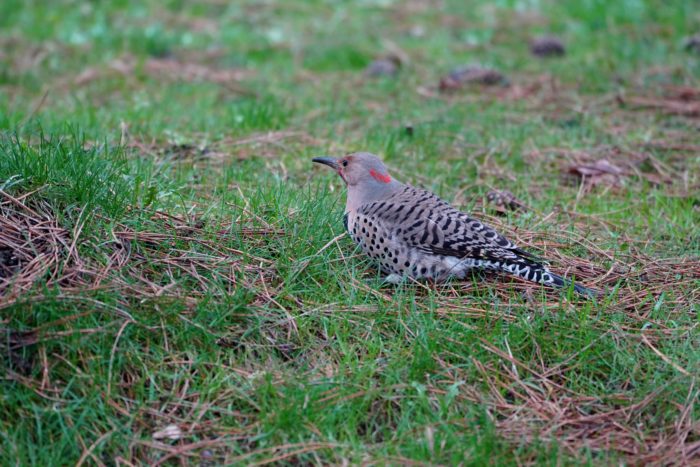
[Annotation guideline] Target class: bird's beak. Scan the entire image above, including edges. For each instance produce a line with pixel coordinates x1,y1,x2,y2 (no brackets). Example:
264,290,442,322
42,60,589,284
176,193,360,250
312,156,340,170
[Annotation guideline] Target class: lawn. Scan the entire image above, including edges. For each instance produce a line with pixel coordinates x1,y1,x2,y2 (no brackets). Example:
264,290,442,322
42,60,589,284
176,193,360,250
1,0,698,464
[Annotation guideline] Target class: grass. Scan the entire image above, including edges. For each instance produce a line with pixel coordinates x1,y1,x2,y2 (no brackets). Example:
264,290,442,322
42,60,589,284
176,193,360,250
1,0,698,464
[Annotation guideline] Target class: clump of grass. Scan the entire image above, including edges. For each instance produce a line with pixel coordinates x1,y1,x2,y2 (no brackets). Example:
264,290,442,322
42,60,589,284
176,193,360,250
0,130,132,221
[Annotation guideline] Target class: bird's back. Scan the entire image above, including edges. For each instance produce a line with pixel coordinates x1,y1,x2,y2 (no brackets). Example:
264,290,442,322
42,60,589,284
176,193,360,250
346,184,544,281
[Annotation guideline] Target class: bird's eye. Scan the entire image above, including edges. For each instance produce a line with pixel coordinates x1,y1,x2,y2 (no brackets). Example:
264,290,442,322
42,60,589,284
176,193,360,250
341,160,348,167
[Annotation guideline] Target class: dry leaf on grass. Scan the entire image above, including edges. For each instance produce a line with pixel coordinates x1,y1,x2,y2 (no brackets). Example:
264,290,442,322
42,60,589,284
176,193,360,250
152,424,183,441
439,65,508,91
365,55,402,78
666,85,700,103
566,159,625,189
485,189,529,214
529,146,675,193
683,34,700,53
530,36,566,57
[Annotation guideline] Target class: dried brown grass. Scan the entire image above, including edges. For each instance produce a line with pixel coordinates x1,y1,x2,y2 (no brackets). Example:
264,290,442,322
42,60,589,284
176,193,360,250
70,54,255,95
0,189,86,303
476,353,699,465
619,85,700,118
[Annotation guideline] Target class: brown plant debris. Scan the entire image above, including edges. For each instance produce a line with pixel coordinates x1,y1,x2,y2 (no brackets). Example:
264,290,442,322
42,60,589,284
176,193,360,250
618,86,700,117
526,146,674,192
109,211,282,301
142,57,250,85
0,326,38,375
683,34,700,53
668,85,700,102
73,55,253,90
439,65,508,91
566,159,625,190
476,351,700,465
530,36,566,57
0,191,84,301
0,186,285,311
499,74,562,102
126,130,323,163
485,189,529,214
365,55,402,78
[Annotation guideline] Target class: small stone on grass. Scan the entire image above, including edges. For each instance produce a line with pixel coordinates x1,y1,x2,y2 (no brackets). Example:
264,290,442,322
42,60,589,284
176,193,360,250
530,36,566,57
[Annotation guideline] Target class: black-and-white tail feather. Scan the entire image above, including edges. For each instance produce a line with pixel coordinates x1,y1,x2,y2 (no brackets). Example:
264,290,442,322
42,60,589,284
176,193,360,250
543,270,600,298
478,258,600,298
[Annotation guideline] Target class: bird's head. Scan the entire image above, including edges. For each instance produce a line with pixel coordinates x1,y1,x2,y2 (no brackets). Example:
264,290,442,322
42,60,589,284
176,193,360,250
312,152,394,187
313,152,401,209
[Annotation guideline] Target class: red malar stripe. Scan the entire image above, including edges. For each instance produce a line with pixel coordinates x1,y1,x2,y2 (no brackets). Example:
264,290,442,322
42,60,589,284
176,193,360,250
370,169,391,183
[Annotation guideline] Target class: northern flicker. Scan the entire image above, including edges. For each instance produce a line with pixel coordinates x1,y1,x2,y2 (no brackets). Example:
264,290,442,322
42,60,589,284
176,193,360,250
313,152,599,297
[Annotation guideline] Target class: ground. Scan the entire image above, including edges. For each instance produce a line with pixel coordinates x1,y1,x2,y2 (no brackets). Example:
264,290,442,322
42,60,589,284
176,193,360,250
0,0,699,465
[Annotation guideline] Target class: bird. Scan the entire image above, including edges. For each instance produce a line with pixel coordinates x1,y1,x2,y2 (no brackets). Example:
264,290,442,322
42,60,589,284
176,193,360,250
312,152,599,297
